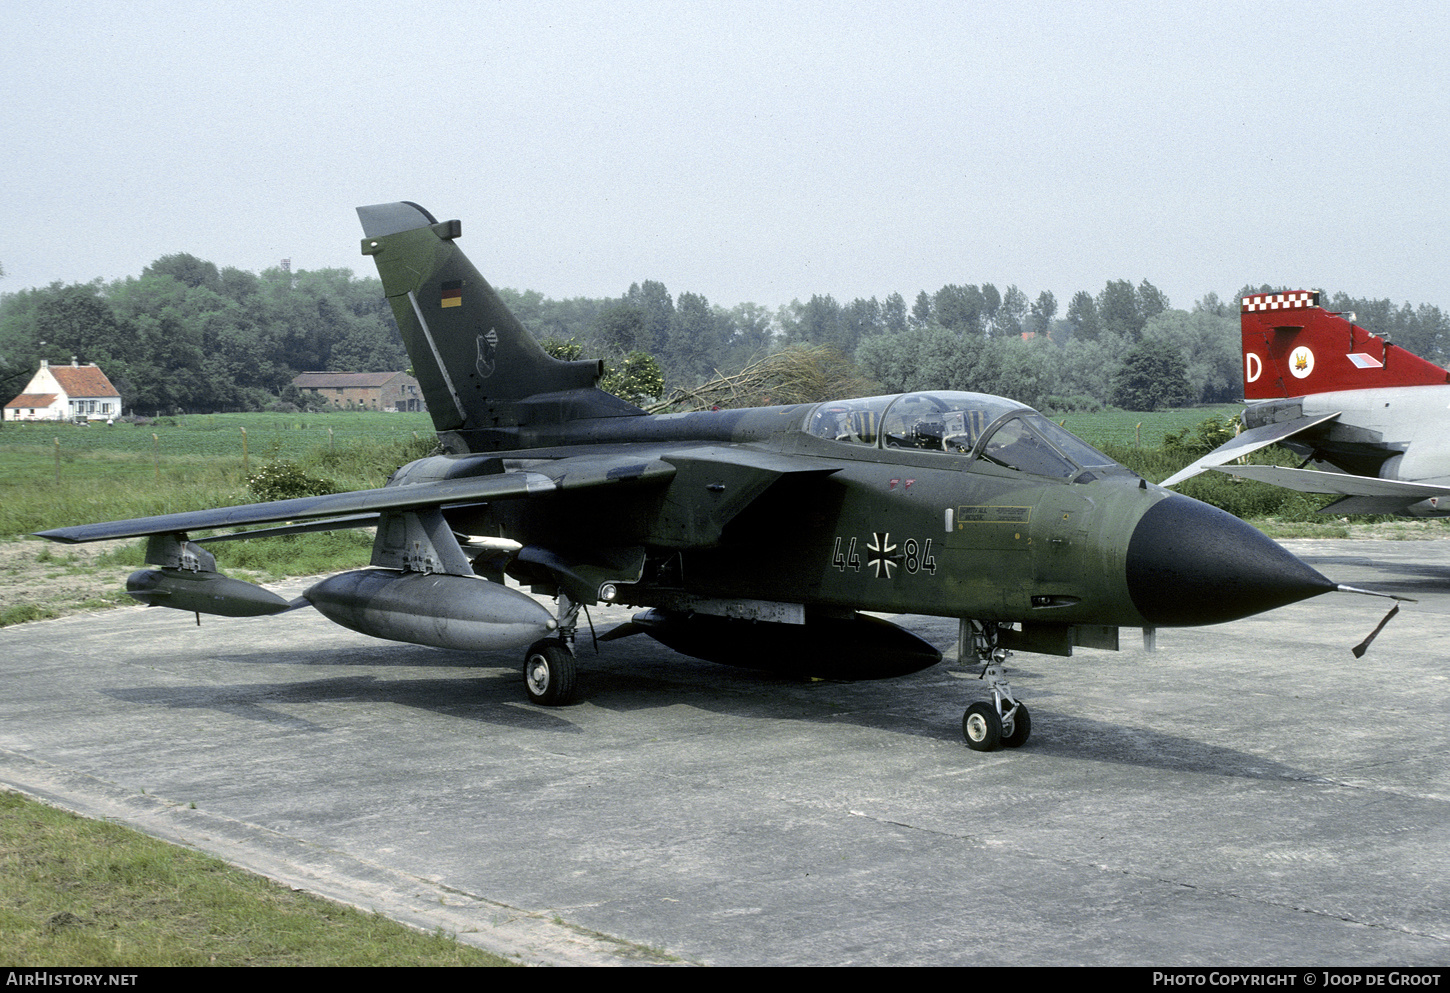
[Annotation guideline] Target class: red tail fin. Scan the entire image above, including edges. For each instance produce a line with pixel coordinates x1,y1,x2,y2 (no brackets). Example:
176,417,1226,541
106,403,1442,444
1241,291,1449,399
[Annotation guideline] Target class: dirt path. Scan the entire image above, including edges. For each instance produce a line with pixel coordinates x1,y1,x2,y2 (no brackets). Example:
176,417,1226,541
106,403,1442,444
0,538,143,622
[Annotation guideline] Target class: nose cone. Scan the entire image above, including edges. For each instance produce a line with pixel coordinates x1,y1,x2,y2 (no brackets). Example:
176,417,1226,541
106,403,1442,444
1126,495,1334,626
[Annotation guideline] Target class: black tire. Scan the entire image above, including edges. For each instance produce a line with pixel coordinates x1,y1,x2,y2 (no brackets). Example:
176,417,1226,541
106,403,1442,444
523,639,577,706
962,701,1001,751
1000,701,1031,749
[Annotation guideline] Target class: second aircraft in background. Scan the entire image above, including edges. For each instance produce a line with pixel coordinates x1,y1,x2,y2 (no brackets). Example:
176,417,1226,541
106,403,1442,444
1165,290,1450,517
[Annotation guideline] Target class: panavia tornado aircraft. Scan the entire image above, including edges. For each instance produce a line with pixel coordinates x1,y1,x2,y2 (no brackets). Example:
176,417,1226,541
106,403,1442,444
36,206,1394,750
1164,290,1450,516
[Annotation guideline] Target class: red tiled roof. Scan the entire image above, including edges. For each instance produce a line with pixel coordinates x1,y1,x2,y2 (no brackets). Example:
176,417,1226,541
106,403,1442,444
5,393,59,408
51,365,119,398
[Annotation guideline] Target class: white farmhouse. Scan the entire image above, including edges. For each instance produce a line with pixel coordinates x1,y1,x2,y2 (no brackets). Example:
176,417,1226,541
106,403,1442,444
4,359,123,422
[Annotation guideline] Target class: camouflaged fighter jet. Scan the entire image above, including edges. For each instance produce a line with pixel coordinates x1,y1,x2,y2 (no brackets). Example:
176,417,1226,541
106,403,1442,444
36,203,1392,751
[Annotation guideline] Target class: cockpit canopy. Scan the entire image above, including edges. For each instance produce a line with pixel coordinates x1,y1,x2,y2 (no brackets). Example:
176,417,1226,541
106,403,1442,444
806,391,1117,480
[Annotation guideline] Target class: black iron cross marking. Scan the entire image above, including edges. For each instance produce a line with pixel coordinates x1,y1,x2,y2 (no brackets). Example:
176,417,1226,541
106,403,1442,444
867,532,903,578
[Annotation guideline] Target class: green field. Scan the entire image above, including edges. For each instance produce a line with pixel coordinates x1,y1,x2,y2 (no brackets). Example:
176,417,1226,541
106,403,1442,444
1044,403,1243,448
0,411,436,537
0,410,434,485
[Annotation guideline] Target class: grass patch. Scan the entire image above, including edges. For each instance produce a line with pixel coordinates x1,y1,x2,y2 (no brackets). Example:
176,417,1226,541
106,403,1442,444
0,790,516,967
1251,519,1352,539
95,542,147,567
2,413,436,581
0,603,60,627
207,531,374,580
1,412,437,537
1044,404,1244,448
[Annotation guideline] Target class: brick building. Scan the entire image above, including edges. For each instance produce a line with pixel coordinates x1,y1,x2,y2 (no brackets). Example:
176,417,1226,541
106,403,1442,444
291,371,426,412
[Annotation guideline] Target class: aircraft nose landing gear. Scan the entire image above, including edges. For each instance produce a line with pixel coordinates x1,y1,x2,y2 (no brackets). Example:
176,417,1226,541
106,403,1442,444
960,620,1031,751
962,701,1001,749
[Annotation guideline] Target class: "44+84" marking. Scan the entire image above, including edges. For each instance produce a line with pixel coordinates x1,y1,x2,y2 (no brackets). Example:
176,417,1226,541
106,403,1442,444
832,533,937,579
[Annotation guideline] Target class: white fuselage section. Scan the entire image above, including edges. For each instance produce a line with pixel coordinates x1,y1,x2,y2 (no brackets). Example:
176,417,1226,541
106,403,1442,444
1272,385,1450,485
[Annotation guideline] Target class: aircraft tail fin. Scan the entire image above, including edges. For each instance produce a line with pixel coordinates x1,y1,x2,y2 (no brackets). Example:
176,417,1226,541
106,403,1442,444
1241,290,1450,400
357,202,644,452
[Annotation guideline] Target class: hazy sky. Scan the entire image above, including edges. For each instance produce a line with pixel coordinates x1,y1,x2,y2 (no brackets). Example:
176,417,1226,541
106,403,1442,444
4,0,1447,314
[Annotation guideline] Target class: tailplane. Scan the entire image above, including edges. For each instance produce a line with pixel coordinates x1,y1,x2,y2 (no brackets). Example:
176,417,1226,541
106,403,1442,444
1242,290,1450,400
358,202,644,452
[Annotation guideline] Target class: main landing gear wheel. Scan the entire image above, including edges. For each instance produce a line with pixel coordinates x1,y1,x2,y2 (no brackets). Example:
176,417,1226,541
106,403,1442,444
962,702,1002,751
524,639,577,706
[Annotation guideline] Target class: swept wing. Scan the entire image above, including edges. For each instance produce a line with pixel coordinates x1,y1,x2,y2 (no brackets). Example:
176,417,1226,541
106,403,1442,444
1160,412,1340,488
37,455,677,544
1208,463,1450,515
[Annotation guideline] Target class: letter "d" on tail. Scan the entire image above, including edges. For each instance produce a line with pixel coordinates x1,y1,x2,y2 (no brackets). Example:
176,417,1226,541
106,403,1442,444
1241,290,1450,400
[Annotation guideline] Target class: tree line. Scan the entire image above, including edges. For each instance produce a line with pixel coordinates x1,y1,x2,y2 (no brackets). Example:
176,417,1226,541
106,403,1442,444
2,251,1446,415
511,277,1450,412
0,254,405,415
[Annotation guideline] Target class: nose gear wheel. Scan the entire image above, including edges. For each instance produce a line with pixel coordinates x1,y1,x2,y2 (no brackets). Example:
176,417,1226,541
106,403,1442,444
959,620,1031,752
